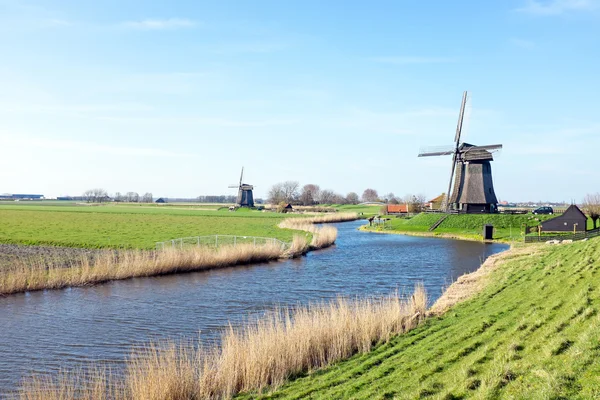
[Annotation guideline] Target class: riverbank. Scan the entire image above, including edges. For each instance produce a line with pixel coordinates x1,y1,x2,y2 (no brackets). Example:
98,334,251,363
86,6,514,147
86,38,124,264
359,224,486,242
0,213,358,296
250,238,600,399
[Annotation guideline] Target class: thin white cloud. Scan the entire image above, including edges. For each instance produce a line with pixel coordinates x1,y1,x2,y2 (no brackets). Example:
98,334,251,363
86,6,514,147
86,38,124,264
372,56,457,65
516,0,598,15
2,135,192,158
121,18,196,30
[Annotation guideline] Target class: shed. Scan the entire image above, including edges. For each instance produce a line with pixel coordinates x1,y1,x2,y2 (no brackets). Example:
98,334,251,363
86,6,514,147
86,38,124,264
387,204,409,214
540,205,587,232
155,198,167,204
284,203,293,210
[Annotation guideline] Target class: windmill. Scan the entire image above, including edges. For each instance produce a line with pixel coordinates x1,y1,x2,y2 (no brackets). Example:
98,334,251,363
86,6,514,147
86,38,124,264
228,167,254,207
418,91,502,214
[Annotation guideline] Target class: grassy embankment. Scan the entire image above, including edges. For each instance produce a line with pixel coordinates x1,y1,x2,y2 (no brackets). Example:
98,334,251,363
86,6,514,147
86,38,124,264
363,213,558,242
0,211,358,296
20,238,600,399
242,238,600,399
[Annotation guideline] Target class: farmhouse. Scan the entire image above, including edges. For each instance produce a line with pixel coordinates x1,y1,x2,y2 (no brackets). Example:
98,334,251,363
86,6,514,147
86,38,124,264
387,204,409,214
540,204,587,233
427,194,445,210
155,198,167,204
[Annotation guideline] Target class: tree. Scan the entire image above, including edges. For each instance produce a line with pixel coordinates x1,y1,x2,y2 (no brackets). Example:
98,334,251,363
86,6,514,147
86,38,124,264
383,192,398,204
346,192,359,205
318,189,336,204
404,193,427,213
268,183,285,204
83,188,108,203
125,192,139,203
362,188,379,203
583,193,600,229
114,192,123,202
141,193,153,203
281,181,300,203
300,184,320,206
331,193,347,205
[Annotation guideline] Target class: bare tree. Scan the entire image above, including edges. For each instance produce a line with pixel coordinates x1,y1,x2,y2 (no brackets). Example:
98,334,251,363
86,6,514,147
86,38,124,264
114,192,123,202
318,189,336,204
383,192,398,204
583,193,600,229
83,188,108,203
300,184,320,206
346,192,359,205
332,193,347,204
281,181,300,203
268,183,285,204
125,192,139,203
362,188,379,203
404,193,427,213
141,193,153,203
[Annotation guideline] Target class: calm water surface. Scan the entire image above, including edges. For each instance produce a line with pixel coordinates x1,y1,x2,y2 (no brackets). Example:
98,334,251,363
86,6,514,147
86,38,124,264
0,221,508,393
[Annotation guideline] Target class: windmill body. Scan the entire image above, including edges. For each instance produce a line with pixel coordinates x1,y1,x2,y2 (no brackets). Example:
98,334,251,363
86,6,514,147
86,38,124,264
229,168,255,207
418,92,502,214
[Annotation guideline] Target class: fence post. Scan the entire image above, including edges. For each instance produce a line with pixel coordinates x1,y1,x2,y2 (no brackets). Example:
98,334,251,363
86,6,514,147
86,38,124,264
234,236,237,247
216,235,218,248
171,239,175,248
254,237,256,247
197,236,200,247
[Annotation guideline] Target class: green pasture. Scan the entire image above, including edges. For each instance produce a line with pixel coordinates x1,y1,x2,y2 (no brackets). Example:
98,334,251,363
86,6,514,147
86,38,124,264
245,238,600,399
330,204,381,217
0,204,298,249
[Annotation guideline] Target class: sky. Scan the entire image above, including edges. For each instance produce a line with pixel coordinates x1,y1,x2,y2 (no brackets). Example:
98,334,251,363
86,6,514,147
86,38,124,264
0,0,599,202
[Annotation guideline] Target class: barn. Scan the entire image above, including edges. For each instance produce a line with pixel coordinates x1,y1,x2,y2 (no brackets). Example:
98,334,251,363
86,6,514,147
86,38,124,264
387,204,409,214
540,205,587,233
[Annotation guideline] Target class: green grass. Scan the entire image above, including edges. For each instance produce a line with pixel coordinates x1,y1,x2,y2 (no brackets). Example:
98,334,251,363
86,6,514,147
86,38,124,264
0,204,297,249
371,213,557,241
242,239,600,399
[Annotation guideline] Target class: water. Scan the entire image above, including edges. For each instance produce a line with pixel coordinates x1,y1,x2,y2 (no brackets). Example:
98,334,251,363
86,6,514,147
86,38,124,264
0,221,508,393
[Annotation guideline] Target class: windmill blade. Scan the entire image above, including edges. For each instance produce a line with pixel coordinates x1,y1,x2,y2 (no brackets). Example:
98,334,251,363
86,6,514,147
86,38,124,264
228,185,239,188
239,167,244,187
418,145,455,157
471,144,503,151
454,91,468,144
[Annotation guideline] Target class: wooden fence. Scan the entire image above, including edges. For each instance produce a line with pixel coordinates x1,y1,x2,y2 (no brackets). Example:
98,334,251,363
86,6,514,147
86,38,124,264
524,227,600,243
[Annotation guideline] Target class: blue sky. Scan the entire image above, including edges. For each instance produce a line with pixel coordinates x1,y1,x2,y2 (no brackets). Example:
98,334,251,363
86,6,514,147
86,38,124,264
0,0,598,201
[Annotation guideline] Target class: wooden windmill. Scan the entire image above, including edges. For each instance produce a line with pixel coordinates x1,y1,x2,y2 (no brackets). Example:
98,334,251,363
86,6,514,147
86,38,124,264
418,92,502,214
229,167,254,207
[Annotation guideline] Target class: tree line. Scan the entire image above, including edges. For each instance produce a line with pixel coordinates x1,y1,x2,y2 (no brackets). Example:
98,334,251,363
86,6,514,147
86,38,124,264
266,181,426,207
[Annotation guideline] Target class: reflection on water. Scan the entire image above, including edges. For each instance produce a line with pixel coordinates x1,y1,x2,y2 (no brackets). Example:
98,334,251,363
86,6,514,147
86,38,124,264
0,221,508,393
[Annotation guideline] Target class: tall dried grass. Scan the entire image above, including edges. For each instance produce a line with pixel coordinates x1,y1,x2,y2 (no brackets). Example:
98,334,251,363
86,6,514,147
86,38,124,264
0,243,285,296
279,212,358,250
19,285,427,400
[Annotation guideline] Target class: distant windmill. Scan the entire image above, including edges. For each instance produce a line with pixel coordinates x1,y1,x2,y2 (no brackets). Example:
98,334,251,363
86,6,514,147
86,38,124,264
228,167,254,207
418,91,502,214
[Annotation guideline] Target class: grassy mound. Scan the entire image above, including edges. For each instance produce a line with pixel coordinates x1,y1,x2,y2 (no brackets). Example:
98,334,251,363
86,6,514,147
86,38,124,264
439,214,551,230
247,239,600,399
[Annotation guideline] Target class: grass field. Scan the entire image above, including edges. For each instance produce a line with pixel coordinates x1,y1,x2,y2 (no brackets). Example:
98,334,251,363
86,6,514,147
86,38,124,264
248,239,600,399
0,204,296,249
372,213,557,241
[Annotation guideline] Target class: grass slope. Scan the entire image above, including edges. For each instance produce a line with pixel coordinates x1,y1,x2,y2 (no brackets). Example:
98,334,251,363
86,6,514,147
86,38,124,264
245,239,600,399
379,214,555,241
0,205,295,249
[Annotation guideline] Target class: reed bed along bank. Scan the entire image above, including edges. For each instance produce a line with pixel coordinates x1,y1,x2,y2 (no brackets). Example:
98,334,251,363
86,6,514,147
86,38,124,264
19,285,427,400
0,213,350,296
279,212,358,249
0,243,285,296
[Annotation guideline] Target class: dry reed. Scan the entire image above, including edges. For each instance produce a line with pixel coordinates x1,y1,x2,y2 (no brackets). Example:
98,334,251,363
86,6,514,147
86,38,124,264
0,243,284,296
18,285,427,400
279,212,358,250
0,213,354,296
